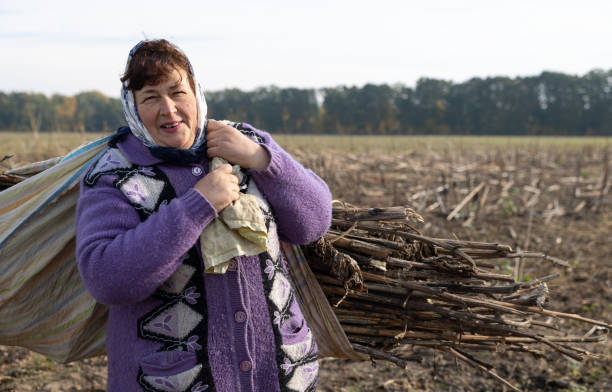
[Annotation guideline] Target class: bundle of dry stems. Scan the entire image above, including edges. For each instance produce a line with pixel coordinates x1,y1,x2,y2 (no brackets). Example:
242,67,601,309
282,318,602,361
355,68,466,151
303,202,610,391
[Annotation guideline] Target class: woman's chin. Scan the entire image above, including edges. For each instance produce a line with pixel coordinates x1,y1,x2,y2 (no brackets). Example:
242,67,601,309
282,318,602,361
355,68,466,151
155,131,194,149
166,139,191,149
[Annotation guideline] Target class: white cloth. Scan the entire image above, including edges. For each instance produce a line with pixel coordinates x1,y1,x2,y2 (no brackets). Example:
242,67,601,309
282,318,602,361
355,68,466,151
200,157,268,273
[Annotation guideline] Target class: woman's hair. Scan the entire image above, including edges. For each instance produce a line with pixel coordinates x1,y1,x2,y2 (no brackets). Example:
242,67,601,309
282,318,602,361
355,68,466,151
120,39,195,92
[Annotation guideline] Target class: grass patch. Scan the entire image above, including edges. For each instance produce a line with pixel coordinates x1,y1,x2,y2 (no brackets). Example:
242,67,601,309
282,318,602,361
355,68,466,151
0,131,111,168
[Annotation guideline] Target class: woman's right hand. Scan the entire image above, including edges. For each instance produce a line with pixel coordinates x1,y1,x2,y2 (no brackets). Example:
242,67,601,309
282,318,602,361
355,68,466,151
194,164,240,212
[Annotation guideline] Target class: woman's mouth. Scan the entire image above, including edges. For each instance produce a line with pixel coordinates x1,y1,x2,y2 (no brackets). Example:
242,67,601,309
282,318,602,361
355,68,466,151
160,121,181,132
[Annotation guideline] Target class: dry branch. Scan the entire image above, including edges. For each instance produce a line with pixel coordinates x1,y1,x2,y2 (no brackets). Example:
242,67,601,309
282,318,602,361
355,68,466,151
447,181,485,221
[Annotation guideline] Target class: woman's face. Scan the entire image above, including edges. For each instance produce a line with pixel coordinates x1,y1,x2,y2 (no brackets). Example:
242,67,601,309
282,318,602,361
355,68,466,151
134,68,198,149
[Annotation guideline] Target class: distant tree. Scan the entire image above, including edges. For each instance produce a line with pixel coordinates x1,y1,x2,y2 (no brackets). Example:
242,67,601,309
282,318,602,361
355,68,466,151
394,85,418,134
51,95,77,132
413,78,452,134
321,87,353,134
74,91,123,132
207,89,254,125
278,88,319,133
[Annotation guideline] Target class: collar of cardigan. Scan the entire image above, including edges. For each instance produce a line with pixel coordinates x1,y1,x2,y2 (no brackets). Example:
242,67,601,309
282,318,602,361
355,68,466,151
111,126,208,167
116,132,166,167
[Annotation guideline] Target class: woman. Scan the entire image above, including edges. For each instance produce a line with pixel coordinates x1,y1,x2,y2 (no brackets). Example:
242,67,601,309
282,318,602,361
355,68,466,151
76,39,331,392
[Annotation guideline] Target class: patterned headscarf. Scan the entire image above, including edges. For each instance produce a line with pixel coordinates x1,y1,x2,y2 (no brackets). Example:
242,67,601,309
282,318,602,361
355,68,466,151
120,40,208,151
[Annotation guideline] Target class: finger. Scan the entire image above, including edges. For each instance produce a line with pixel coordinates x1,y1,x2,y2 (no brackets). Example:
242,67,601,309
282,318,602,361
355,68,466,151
206,146,220,158
206,123,228,135
205,128,221,141
207,120,233,134
206,119,225,132
220,163,233,172
206,137,229,149
213,163,232,173
205,127,225,141
206,132,232,147
207,146,232,159
223,173,238,184
217,124,238,138
221,173,239,185
205,138,217,149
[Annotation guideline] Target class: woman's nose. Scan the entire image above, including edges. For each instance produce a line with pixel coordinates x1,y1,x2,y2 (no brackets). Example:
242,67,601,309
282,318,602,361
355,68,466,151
159,96,177,115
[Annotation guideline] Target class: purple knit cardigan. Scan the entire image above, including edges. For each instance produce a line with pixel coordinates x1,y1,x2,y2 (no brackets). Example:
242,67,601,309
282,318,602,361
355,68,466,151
75,124,332,392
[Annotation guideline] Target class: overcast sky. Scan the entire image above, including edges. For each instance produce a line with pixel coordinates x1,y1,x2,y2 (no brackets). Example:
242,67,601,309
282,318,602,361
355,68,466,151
2,0,611,97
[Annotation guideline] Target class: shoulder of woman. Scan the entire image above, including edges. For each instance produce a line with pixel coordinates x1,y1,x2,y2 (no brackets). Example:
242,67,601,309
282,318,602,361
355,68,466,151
82,146,134,188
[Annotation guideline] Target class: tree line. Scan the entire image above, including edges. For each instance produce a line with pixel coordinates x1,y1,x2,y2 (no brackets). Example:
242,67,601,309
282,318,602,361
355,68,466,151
2,69,612,135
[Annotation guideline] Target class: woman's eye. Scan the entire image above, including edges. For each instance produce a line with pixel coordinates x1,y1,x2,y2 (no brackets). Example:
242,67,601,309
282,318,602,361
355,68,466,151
142,96,156,103
174,91,186,96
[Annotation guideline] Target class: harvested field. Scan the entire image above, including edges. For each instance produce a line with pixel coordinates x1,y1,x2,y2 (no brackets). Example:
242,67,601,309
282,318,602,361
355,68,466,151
291,136,611,391
0,132,610,391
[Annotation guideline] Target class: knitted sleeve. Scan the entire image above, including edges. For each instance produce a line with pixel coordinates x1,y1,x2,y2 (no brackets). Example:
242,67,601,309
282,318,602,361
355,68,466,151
75,173,217,305
243,124,332,245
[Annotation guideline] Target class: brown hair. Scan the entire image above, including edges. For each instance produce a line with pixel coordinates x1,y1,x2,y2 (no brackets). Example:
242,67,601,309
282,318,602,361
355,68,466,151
120,39,195,92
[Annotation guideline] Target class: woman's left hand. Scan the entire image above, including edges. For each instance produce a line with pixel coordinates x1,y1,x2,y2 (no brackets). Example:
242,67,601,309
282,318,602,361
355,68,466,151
206,120,271,169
